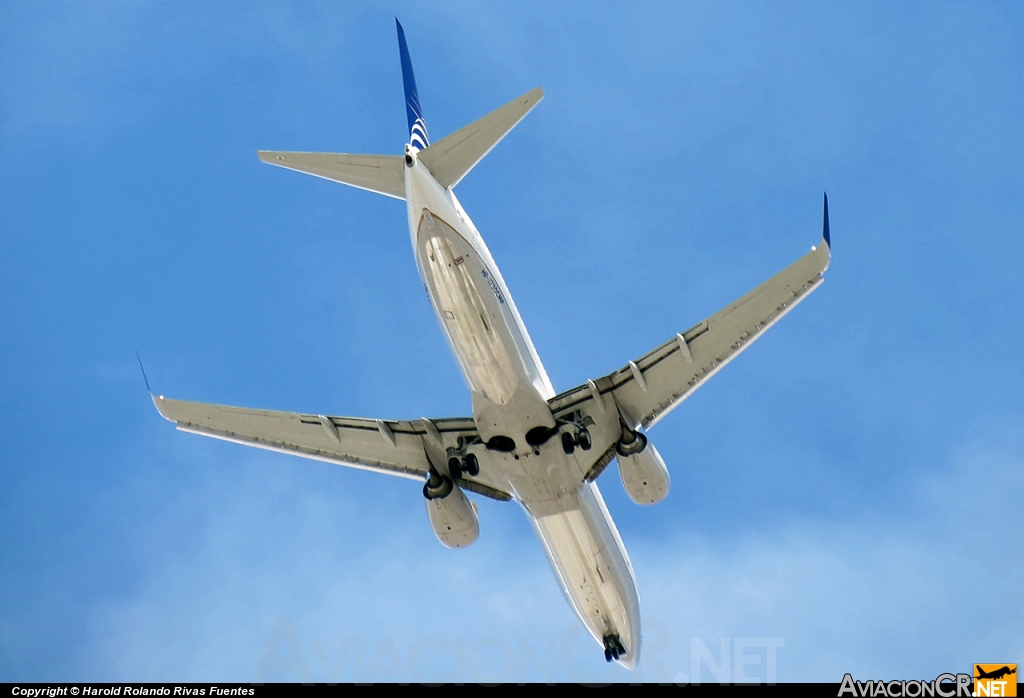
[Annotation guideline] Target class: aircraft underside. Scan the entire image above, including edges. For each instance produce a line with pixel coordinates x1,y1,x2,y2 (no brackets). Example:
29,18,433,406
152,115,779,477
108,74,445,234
406,155,641,665
149,19,831,670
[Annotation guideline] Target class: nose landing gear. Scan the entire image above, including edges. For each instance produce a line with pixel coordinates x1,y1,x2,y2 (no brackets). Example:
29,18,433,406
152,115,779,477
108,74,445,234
603,633,627,662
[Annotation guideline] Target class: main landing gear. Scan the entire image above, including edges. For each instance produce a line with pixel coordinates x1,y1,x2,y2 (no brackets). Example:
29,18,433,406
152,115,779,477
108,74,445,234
560,410,596,455
447,436,480,478
603,634,627,663
562,430,592,454
447,451,479,478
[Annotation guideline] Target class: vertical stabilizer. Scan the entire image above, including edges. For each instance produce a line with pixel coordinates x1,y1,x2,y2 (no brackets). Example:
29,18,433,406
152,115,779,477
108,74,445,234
396,19,429,151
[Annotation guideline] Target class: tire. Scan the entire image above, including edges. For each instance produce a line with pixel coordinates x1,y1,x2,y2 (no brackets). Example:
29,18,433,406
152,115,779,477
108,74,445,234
463,452,480,477
577,428,592,451
561,432,575,455
447,456,462,478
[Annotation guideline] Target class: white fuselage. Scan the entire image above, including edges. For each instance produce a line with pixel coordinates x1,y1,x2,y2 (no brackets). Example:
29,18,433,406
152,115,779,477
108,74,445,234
404,151,641,667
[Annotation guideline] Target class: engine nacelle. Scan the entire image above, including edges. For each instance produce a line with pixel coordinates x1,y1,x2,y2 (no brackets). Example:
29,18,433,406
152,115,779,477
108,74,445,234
616,434,670,505
425,479,479,548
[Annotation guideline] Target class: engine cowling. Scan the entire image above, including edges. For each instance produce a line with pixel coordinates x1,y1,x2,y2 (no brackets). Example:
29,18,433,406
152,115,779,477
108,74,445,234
424,479,479,548
616,433,670,505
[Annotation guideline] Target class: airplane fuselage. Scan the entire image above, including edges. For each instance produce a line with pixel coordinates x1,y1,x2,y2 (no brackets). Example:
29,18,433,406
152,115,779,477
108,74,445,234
404,147,641,667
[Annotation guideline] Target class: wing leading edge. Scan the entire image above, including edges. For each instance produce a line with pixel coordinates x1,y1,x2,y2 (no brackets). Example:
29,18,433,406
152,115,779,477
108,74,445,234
550,202,832,478
152,395,513,501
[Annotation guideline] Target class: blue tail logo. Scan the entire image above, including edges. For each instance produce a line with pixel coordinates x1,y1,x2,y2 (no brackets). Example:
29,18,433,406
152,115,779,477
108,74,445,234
396,19,429,152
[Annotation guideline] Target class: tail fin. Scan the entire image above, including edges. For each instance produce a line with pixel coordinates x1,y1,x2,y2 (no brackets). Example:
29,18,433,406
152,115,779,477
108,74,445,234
395,19,543,189
396,19,429,151
257,22,542,198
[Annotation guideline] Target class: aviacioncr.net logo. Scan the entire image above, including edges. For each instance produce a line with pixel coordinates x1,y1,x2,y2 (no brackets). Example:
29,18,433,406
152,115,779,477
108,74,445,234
838,673,973,697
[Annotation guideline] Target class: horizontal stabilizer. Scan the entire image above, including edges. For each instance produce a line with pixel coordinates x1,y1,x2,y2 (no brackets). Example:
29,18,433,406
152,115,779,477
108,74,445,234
257,151,406,200
418,87,543,189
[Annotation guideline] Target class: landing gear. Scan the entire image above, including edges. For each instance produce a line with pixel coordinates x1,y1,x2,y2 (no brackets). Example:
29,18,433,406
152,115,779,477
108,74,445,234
560,424,593,456
558,410,596,456
603,634,626,662
561,431,576,455
463,452,480,477
446,437,481,479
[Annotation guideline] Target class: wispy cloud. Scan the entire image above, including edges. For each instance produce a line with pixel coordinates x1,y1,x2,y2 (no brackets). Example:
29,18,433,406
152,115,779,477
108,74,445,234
75,422,1023,682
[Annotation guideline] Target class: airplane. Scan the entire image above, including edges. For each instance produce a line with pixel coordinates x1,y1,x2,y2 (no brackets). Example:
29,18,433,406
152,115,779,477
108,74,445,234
150,19,832,668
975,666,1016,681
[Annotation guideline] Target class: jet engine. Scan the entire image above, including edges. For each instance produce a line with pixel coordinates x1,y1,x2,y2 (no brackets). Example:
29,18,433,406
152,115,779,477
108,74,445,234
423,470,479,548
615,430,670,505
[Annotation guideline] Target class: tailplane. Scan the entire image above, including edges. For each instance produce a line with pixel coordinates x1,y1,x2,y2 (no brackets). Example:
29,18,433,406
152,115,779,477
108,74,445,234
418,87,543,189
257,21,543,198
257,151,405,200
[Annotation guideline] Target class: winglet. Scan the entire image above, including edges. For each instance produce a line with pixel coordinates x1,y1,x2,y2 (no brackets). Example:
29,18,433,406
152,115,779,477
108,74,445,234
822,192,831,249
135,351,152,393
136,352,175,422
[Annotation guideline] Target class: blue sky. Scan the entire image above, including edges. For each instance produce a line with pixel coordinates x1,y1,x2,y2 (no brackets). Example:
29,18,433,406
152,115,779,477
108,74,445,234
1,0,1022,683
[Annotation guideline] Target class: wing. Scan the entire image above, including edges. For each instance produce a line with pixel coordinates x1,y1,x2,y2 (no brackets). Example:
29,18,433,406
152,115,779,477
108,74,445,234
152,395,513,501
548,209,832,480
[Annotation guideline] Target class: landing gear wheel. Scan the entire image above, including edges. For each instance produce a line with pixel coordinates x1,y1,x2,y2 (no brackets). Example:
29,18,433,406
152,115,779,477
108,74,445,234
577,428,592,451
447,456,462,478
603,633,626,663
561,432,576,455
463,452,480,477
